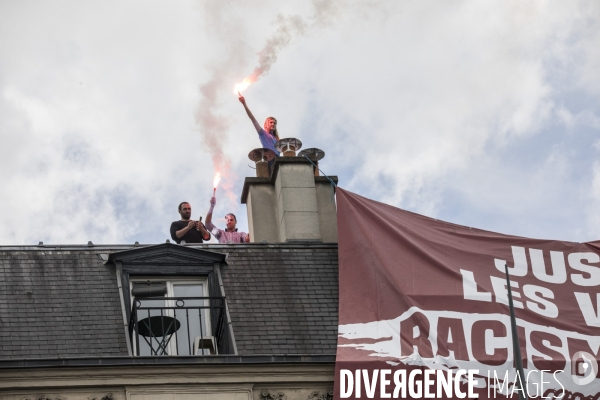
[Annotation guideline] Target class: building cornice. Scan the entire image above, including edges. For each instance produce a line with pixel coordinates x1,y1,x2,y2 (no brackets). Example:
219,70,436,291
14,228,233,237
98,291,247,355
0,355,335,390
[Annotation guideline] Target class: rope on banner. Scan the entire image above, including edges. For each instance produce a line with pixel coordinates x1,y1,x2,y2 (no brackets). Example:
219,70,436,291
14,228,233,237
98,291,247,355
302,155,337,202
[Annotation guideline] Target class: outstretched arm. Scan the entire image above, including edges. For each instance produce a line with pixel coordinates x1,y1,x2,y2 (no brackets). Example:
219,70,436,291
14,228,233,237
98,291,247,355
239,96,262,133
205,196,216,229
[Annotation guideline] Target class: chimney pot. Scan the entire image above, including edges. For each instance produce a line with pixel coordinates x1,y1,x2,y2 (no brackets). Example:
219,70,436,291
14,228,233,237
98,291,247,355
248,148,276,178
299,148,325,176
275,138,302,157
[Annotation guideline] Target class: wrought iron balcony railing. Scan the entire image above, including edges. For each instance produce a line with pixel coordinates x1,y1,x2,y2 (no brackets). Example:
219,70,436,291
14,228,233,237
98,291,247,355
130,296,232,356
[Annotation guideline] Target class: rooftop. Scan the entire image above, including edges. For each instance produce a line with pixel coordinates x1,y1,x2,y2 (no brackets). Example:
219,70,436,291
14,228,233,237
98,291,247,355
0,243,339,363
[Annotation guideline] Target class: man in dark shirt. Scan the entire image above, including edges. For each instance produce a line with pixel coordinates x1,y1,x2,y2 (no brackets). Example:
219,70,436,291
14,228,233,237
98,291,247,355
170,202,211,244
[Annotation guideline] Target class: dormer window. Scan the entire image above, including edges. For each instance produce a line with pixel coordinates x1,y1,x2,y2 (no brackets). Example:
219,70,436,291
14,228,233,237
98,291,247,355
131,278,216,356
107,243,236,357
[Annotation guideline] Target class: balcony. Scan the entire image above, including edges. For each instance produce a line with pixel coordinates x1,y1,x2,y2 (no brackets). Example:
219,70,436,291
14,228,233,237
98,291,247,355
130,297,233,356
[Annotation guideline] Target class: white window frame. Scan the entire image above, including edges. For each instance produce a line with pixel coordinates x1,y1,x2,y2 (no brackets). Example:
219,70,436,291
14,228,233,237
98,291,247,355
130,277,210,356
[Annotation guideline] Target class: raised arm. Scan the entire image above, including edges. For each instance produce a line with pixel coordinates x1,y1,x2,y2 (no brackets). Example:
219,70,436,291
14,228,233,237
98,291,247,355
239,96,262,133
205,196,216,230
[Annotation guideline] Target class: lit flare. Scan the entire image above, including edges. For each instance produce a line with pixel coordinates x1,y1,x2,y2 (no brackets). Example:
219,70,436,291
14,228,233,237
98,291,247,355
233,77,253,95
213,172,222,195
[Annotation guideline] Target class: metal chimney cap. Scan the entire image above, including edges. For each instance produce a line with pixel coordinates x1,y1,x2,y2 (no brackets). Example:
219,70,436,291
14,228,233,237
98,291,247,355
298,147,325,161
275,138,302,153
248,148,277,163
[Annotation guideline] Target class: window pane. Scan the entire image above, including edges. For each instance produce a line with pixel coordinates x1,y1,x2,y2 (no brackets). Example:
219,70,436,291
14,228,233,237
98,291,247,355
173,283,204,297
172,284,208,355
135,298,173,356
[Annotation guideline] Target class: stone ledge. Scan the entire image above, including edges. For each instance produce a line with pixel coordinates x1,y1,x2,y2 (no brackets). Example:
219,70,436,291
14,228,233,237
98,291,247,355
241,156,338,204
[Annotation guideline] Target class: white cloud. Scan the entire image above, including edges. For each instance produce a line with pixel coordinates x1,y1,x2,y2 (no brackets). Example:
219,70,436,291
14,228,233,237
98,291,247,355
556,106,600,132
1,0,599,244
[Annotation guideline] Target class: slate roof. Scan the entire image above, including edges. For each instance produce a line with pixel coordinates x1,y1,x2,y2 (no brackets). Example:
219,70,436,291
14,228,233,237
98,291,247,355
0,244,339,360
0,249,128,359
221,245,339,355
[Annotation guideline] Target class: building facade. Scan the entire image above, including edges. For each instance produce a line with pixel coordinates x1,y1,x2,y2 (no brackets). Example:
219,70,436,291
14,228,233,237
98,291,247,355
0,157,339,400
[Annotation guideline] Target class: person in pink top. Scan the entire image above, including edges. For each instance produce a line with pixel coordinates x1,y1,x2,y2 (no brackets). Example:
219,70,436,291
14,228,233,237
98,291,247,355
205,196,250,244
239,96,280,156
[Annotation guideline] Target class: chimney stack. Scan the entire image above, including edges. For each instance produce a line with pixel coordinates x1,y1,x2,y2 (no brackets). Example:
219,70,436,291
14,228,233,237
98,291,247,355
241,150,338,243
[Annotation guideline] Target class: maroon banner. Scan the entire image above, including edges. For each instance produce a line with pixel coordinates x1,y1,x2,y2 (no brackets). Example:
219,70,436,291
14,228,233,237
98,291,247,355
335,188,600,400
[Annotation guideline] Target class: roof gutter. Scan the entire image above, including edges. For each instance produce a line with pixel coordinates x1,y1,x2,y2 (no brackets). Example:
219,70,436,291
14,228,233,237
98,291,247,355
0,354,336,369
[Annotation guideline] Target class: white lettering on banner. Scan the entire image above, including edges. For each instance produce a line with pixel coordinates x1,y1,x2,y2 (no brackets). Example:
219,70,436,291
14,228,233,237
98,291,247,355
568,253,600,286
574,292,600,327
494,246,600,287
462,245,599,323
466,271,561,318
460,270,492,302
530,249,567,284
523,284,558,318
490,276,524,308
337,307,600,397
495,246,528,276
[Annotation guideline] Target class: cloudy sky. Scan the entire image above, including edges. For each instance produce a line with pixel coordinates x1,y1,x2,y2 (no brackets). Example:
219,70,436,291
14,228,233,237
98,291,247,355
1,0,599,245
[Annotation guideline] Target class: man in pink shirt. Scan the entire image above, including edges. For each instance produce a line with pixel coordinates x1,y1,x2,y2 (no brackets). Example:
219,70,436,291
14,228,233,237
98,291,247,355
205,197,250,244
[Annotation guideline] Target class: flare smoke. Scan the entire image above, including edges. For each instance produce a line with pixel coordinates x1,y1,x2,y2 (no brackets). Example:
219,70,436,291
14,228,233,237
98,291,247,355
196,1,340,200
235,1,340,92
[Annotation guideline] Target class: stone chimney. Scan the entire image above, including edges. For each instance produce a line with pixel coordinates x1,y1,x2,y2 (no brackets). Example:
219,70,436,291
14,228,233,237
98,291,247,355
241,156,338,243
